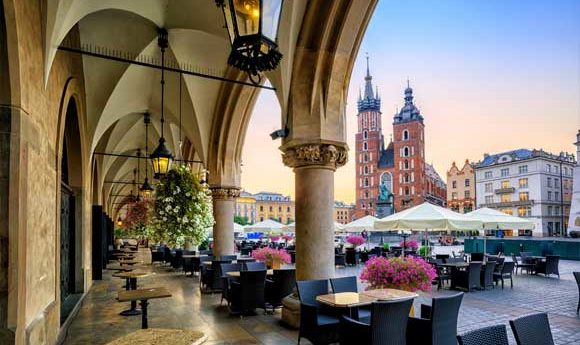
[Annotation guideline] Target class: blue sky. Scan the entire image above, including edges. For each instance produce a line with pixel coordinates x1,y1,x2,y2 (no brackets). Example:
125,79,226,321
241,0,580,203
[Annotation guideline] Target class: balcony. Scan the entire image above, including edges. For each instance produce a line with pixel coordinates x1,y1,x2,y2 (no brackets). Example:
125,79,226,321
481,200,534,208
494,187,516,194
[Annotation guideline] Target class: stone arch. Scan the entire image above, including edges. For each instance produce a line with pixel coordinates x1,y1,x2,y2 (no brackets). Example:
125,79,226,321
55,79,88,324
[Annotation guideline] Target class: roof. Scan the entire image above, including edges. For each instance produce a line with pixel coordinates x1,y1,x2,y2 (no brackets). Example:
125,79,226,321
393,83,424,124
378,141,394,168
425,163,446,186
477,149,533,167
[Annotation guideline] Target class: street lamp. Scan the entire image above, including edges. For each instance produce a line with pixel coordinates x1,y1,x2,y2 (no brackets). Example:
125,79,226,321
215,0,283,83
150,29,174,178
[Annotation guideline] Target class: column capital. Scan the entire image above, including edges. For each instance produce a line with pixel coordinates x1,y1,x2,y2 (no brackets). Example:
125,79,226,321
281,142,348,170
209,186,241,200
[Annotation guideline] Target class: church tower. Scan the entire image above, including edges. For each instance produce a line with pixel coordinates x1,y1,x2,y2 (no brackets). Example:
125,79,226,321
392,82,426,211
354,56,382,219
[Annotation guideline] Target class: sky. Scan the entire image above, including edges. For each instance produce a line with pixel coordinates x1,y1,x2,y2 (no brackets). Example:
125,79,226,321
240,0,580,203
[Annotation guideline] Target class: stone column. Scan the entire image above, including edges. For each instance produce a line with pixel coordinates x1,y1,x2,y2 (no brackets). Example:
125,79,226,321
210,186,240,257
282,143,348,280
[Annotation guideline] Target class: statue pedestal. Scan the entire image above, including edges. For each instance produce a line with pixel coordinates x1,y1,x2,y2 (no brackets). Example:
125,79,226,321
376,201,393,219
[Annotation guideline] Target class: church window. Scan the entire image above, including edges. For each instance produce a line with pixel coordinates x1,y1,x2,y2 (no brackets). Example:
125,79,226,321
402,130,409,141
363,142,367,151
365,178,369,187
403,147,410,157
404,173,409,183
365,191,368,198
405,187,410,196
404,160,409,169
363,131,368,139
364,166,369,174
364,154,368,162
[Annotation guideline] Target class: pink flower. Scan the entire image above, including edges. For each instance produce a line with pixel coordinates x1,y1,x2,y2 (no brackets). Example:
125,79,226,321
359,256,437,292
251,247,292,264
346,235,366,247
400,239,419,250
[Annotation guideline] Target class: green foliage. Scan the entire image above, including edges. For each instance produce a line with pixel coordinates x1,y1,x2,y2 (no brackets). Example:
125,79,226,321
234,215,250,226
418,246,431,257
152,165,214,247
382,243,390,251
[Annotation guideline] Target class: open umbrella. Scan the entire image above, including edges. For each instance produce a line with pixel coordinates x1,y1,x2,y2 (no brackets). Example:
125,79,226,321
465,207,534,254
343,215,380,233
233,222,244,233
374,202,482,257
243,219,285,233
284,221,345,232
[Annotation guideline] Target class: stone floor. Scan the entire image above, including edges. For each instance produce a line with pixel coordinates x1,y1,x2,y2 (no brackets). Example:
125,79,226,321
63,248,580,345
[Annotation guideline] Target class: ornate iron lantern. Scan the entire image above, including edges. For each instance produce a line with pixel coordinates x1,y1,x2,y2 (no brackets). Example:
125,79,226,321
150,29,174,178
215,0,283,83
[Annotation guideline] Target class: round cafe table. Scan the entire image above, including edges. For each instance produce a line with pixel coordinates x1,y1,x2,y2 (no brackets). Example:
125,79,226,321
105,329,207,345
113,271,154,316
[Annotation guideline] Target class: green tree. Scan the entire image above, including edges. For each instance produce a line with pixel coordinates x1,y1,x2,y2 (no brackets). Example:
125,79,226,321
234,215,249,226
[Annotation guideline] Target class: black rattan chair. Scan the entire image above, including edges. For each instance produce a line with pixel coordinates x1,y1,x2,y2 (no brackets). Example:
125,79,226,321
330,276,371,322
243,261,266,271
480,261,496,290
220,254,238,261
457,324,509,345
509,313,554,345
345,248,359,266
574,272,580,314
493,261,515,289
220,263,242,305
229,270,267,315
340,299,413,345
265,268,296,312
535,255,560,278
456,262,482,292
296,279,340,345
407,292,464,345
511,253,533,275
470,252,484,262
335,254,346,267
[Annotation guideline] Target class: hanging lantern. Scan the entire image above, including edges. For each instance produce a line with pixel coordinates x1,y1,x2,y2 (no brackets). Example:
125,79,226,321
151,29,174,178
215,0,283,82
116,216,123,227
140,177,154,197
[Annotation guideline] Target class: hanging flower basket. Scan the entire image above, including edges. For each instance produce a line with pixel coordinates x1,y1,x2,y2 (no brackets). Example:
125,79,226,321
346,235,365,248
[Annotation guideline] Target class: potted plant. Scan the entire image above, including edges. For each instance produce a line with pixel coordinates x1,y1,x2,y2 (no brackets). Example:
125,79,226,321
251,247,291,269
400,238,419,252
346,235,366,249
360,256,437,293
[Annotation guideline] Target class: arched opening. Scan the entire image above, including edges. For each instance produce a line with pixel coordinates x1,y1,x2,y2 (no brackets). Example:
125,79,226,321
403,146,409,157
402,129,409,141
59,98,84,324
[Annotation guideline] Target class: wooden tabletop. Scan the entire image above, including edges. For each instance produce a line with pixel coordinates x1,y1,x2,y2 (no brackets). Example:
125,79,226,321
105,328,207,345
226,269,274,277
107,266,134,272
119,260,143,265
113,271,154,279
316,289,418,308
118,287,172,302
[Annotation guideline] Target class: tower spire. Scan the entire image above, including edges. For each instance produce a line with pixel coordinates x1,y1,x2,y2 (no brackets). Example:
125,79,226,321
366,52,370,78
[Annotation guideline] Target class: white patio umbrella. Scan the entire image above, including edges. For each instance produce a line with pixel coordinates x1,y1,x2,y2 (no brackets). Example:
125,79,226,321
465,207,534,254
343,215,380,232
243,219,285,233
374,202,482,231
233,222,244,233
284,221,345,232
374,203,483,257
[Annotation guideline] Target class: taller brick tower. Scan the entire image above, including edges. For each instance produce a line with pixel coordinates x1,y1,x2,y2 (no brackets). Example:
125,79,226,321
392,82,426,211
354,57,382,219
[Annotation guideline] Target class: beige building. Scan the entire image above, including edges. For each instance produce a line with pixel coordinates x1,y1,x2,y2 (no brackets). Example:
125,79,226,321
234,191,257,224
255,192,295,224
334,201,354,224
447,160,476,213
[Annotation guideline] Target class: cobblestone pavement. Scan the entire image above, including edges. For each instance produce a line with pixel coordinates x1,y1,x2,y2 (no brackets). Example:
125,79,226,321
64,249,580,345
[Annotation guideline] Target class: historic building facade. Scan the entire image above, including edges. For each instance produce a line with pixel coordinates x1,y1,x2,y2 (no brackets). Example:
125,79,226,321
354,61,447,219
234,191,257,224
568,130,580,234
447,160,476,213
254,192,295,224
334,201,354,224
475,149,576,236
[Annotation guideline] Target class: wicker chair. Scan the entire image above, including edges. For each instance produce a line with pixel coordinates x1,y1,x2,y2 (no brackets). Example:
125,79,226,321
457,324,509,345
455,262,482,292
340,299,413,345
480,261,496,290
220,263,242,305
470,252,484,262
229,270,267,315
243,261,266,271
265,268,296,312
407,292,464,345
511,253,533,275
509,313,554,345
493,261,515,289
345,248,359,266
574,272,580,314
335,254,346,267
535,255,560,278
296,279,340,345
330,276,371,322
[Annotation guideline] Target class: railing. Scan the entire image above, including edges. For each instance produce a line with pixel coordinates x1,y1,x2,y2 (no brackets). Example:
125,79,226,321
494,187,516,194
481,200,534,208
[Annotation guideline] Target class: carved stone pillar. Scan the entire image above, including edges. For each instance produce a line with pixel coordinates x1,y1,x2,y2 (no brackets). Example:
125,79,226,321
282,142,348,280
210,186,240,257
